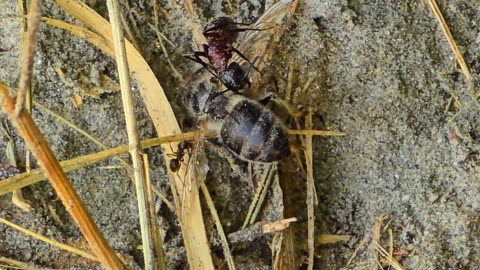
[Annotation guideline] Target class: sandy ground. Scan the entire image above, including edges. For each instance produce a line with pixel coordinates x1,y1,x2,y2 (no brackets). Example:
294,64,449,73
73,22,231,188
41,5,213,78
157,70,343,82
1,0,480,269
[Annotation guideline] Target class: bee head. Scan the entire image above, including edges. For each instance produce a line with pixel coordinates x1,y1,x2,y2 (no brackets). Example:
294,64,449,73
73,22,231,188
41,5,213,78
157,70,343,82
191,83,230,121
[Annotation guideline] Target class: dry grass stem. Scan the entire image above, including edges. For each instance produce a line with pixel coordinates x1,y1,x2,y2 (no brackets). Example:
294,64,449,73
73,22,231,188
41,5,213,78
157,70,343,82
151,2,181,78
428,0,471,80
288,129,345,136
304,109,315,270
51,1,214,267
0,131,212,196
0,83,124,269
242,164,276,229
251,165,276,224
2,120,31,211
0,217,98,262
201,183,236,270
285,62,294,102
271,233,284,270
0,256,47,270
106,0,163,268
33,99,176,210
373,242,406,270
15,0,42,116
119,11,140,51
345,233,369,267
143,154,167,268
12,0,34,212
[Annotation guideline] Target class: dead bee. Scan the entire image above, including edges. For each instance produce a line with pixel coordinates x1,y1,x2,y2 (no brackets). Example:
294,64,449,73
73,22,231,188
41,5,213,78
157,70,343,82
192,83,290,163
169,140,194,172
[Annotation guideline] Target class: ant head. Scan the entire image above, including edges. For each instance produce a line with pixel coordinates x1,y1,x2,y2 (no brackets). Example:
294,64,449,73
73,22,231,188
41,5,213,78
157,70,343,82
204,17,236,33
204,17,239,41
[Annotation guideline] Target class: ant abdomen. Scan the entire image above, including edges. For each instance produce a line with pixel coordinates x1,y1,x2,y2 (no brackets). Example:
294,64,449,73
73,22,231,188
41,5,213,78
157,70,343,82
220,99,290,162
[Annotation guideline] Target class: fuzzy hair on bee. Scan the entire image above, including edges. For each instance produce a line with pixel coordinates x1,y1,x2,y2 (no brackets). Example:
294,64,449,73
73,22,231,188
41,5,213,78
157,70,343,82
191,83,290,163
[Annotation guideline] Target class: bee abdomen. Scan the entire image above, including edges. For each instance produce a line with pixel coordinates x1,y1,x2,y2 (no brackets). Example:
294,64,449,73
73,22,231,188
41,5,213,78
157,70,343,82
221,100,290,162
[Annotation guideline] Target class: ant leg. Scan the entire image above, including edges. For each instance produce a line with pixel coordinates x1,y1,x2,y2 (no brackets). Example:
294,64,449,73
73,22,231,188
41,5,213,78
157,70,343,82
238,56,259,87
231,47,260,72
186,54,219,78
186,52,208,67
232,26,265,31
203,89,232,113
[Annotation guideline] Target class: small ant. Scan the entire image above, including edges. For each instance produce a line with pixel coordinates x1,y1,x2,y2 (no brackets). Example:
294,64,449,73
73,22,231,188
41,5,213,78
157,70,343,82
169,140,194,172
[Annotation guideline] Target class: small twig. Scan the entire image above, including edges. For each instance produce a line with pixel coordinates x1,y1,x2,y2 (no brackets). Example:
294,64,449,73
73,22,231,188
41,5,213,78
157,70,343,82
0,83,125,269
229,218,297,244
15,0,42,116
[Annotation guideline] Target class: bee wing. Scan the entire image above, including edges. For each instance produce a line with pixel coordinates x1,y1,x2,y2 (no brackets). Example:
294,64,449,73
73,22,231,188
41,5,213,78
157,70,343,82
233,0,299,70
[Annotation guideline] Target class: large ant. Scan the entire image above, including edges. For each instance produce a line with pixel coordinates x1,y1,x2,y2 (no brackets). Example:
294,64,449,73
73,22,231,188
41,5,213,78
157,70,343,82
187,17,262,92
169,140,194,172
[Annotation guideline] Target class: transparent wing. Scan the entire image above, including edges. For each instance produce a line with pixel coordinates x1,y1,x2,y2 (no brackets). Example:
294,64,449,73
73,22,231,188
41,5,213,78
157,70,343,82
233,0,298,70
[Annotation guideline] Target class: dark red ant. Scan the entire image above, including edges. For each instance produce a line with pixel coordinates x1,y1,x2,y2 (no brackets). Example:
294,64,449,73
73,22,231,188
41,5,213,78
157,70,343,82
169,140,193,172
187,17,263,92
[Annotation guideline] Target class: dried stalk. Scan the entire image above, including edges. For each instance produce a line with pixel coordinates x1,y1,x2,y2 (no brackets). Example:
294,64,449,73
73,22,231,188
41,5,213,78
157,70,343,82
0,217,98,261
200,183,235,270
52,1,215,268
304,109,314,270
13,0,33,212
0,83,124,269
0,131,211,196
106,0,164,268
428,0,471,80
15,0,42,116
